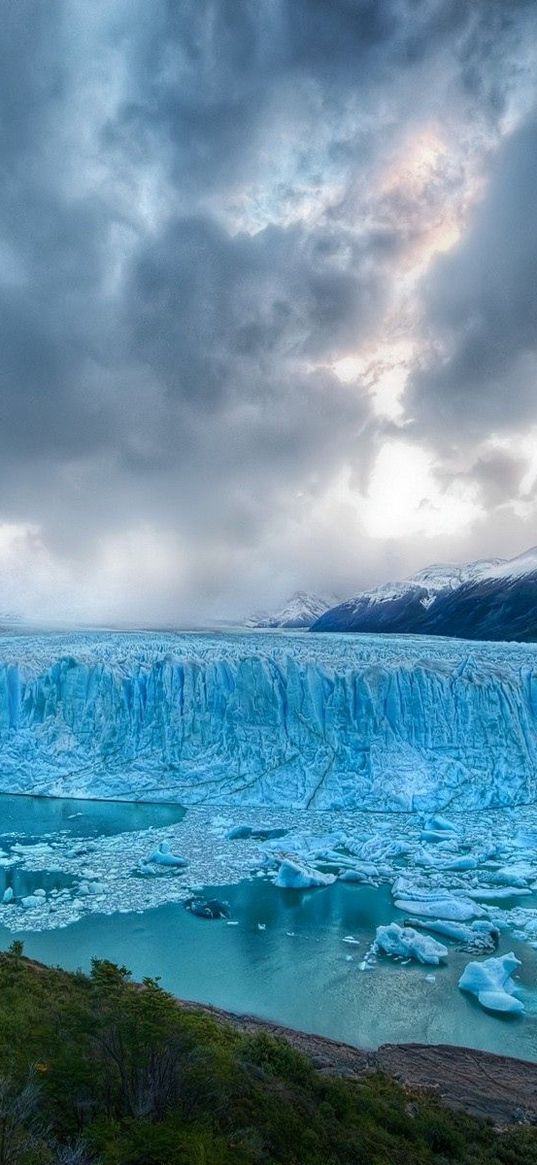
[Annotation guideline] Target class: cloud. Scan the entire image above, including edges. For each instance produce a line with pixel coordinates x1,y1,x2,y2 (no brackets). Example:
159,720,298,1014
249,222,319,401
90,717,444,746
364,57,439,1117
0,1,535,620
408,113,537,444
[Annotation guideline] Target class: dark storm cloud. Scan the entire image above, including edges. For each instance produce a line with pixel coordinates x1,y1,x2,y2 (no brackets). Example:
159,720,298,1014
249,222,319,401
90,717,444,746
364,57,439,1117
408,113,537,444
0,0,535,617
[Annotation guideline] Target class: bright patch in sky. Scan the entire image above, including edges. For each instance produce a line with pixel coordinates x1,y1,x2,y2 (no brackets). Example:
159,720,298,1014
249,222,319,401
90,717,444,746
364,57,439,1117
364,442,483,539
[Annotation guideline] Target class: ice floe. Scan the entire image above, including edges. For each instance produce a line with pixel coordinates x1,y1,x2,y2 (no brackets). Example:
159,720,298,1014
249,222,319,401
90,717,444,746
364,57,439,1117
459,953,524,1014
375,923,448,965
274,858,336,890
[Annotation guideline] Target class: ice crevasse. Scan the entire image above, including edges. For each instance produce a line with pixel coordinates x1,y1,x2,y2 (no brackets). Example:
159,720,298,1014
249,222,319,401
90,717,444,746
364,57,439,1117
1,630,537,811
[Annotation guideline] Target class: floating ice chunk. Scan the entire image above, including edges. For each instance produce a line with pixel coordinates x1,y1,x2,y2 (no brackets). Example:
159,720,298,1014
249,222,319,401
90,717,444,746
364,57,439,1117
146,842,188,869
2,887,13,904
275,858,336,889
489,863,535,887
458,952,524,1014
394,893,484,922
339,866,378,883
375,923,448,965
342,935,360,944
414,849,436,868
477,990,524,1013
406,917,499,952
88,881,107,896
226,825,252,840
515,830,537,849
425,814,458,833
465,887,531,901
439,856,478,871
347,837,411,862
421,830,458,845
21,894,46,909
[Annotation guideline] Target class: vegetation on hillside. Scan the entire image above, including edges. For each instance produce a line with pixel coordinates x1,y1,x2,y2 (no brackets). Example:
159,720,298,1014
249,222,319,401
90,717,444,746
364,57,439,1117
0,943,535,1164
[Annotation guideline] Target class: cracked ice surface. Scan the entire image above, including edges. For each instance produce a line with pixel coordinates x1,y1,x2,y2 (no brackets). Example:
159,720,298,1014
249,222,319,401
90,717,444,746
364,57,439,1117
1,629,537,810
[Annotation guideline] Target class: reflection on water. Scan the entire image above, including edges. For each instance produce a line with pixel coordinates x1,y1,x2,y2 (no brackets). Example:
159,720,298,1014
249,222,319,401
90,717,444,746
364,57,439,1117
0,867,76,899
2,877,537,1061
0,793,185,843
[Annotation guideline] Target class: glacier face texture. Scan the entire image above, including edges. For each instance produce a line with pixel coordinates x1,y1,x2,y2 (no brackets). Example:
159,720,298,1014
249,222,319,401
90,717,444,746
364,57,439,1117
0,630,537,812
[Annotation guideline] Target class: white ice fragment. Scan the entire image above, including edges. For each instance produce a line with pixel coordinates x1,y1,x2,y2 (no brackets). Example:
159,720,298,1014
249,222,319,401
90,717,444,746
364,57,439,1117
406,917,499,952
465,887,531,901
146,842,188,869
2,887,13,904
274,857,336,889
458,952,524,1014
439,856,478,871
21,894,46,909
425,814,458,833
339,868,377,883
375,923,448,965
394,893,483,922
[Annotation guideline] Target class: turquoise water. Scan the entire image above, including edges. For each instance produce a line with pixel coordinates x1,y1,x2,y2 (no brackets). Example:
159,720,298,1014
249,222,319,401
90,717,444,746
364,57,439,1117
2,873,537,1061
0,793,185,843
1,794,537,1059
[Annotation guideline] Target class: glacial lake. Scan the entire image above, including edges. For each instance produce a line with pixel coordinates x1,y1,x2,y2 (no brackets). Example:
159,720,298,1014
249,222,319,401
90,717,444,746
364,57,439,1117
1,795,537,1063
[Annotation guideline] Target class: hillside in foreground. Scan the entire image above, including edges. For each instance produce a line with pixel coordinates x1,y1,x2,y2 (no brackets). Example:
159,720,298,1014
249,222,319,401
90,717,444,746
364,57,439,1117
0,945,536,1165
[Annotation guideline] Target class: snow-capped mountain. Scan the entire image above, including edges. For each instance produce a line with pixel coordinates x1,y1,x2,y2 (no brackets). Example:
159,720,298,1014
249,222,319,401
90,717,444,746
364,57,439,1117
246,590,339,629
355,557,505,608
312,548,537,642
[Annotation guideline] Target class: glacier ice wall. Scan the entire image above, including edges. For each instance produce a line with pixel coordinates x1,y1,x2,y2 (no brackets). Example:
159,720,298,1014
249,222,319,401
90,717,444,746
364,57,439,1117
0,630,536,812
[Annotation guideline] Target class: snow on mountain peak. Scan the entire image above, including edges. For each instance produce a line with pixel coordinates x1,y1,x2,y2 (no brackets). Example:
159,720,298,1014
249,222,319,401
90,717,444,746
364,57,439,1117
246,590,339,629
483,546,537,580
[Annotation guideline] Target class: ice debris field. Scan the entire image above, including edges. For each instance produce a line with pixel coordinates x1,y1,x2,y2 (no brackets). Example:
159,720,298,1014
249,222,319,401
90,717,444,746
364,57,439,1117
2,630,537,1027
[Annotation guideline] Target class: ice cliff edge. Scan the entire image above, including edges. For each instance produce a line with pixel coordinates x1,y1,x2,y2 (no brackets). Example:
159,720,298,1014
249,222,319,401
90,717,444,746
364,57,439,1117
0,630,536,812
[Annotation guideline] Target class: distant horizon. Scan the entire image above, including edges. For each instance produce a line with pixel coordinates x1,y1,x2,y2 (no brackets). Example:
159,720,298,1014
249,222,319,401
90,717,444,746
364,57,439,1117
3,537,537,630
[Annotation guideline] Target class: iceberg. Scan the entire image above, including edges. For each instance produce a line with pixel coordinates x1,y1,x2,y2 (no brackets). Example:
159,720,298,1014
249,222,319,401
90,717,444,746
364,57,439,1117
406,918,499,952
394,892,484,921
146,842,188,869
458,952,524,1014
274,857,336,889
375,923,448,965
0,629,536,812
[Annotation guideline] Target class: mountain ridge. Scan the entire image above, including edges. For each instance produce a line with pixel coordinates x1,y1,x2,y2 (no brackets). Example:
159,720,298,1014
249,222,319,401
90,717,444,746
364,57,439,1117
311,547,537,641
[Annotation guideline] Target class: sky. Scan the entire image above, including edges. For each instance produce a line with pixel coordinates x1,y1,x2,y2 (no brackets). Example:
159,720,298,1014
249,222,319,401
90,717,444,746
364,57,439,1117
1,0,537,625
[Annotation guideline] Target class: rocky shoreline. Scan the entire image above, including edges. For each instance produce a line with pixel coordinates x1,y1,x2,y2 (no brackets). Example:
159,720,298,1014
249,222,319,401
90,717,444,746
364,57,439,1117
176,997,537,1126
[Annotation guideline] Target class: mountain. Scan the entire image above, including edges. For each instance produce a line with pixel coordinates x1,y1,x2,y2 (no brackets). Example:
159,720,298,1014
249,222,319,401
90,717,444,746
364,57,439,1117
246,590,339,629
311,549,537,642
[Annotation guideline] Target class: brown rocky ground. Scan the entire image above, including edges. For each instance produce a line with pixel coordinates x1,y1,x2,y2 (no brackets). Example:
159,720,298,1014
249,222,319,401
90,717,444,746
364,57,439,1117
177,998,537,1126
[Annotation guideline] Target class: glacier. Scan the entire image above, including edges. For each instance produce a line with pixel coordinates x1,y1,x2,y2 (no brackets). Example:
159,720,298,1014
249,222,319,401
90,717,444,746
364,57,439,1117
0,629,537,811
